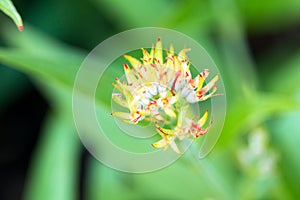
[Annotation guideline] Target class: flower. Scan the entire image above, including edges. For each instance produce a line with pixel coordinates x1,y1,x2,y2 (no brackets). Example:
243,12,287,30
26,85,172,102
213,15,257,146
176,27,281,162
112,38,219,154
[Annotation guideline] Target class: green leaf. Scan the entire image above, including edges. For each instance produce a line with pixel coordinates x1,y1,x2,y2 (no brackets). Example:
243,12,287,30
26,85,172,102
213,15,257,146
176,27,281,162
219,92,299,146
0,0,23,31
237,0,300,33
0,25,122,109
90,0,179,28
263,50,300,96
85,159,138,200
85,149,237,200
0,65,30,111
209,0,257,102
23,112,82,200
267,111,300,198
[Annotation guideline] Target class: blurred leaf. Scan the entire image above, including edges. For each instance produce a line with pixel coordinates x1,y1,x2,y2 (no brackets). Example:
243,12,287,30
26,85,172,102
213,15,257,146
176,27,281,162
0,25,121,109
0,0,23,30
0,26,84,85
85,149,237,200
23,112,81,200
90,0,180,28
0,65,30,111
219,92,298,146
267,111,300,198
237,0,300,33
85,159,138,200
263,50,300,95
210,0,257,103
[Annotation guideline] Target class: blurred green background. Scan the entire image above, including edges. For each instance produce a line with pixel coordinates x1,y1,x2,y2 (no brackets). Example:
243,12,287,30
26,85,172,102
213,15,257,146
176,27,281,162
0,0,300,199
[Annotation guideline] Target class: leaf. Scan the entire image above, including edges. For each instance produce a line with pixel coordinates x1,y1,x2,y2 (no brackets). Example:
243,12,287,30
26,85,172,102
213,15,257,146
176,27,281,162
267,110,300,198
218,92,299,147
236,0,300,33
0,25,123,109
209,0,258,102
85,148,237,200
263,50,300,96
0,65,30,111
0,0,23,31
90,0,179,28
85,158,138,200
23,112,82,200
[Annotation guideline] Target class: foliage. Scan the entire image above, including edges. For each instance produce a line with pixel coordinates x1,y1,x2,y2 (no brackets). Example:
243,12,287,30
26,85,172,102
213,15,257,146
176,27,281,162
0,0,300,199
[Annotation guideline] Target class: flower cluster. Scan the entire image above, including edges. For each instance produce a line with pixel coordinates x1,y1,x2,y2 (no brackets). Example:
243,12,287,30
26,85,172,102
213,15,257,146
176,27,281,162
112,38,219,154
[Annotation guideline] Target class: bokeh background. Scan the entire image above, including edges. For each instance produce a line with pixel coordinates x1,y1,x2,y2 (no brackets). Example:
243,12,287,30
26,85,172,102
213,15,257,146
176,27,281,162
1,0,300,199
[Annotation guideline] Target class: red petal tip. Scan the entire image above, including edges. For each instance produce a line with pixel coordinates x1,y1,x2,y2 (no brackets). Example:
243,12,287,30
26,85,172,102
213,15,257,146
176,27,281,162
124,63,129,69
18,25,24,31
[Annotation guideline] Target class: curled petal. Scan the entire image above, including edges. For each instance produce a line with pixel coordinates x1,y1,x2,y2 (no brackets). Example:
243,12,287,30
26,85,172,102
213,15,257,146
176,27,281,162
196,119,213,137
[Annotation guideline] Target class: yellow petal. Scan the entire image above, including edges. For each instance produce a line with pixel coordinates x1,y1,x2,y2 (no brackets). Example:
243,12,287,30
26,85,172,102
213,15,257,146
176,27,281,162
164,107,177,118
202,74,219,92
196,69,210,91
142,45,154,64
123,63,140,86
112,82,122,93
124,54,142,69
112,93,128,107
131,111,143,124
121,119,136,124
111,112,131,120
154,38,163,65
155,124,175,136
167,44,174,57
112,78,129,95
173,56,182,72
178,46,190,63
195,74,219,101
152,139,168,148
198,110,208,127
113,78,133,104
198,83,218,101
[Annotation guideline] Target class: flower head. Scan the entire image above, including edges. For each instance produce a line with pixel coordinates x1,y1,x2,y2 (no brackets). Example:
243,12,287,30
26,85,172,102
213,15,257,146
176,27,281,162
112,38,219,154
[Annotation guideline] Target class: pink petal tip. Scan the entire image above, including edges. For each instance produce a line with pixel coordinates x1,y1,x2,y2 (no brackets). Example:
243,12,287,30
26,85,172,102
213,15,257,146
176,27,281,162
18,25,24,31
